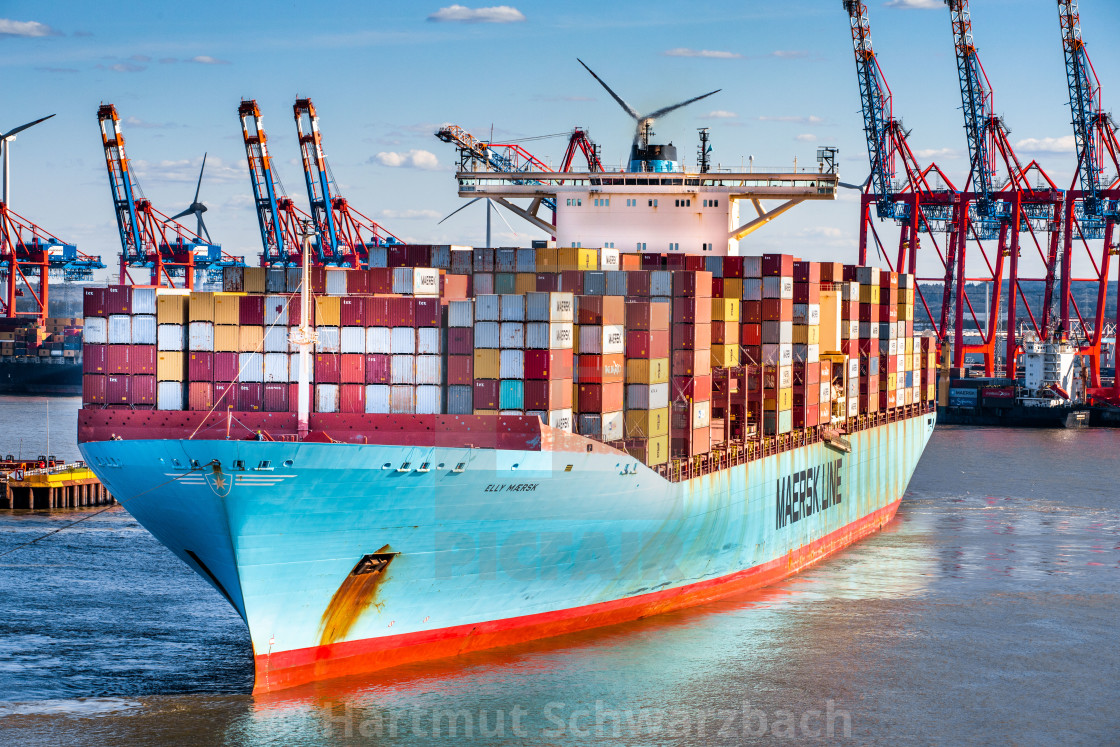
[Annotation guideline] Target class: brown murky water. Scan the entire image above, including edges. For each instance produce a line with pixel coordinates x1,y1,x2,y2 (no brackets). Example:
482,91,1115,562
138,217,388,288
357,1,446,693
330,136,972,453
0,408,1117,744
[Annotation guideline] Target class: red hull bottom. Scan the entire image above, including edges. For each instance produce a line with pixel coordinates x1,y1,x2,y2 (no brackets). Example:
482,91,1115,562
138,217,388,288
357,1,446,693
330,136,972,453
254,499,901,693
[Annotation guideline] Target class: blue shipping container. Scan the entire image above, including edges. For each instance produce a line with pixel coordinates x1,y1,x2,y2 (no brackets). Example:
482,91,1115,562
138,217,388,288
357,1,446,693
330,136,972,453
948,388,977,407
499,379,524,410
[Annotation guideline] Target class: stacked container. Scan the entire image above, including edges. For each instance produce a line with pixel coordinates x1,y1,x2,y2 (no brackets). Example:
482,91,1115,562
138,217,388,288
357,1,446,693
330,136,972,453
575,295,625,441
670,270,712,456
525,292,575,430
760,255,794,435
622,299,670,465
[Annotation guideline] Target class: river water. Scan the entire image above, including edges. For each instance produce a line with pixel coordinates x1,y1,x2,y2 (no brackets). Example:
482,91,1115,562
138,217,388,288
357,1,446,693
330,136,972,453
0,399,1116,744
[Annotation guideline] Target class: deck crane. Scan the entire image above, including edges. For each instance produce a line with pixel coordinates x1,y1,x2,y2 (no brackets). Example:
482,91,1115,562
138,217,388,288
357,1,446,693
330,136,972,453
842,0,959,346
1056,0,1120,398
944,0,1064,377
293,98,400,269
238,100,320,267
97,104,244,288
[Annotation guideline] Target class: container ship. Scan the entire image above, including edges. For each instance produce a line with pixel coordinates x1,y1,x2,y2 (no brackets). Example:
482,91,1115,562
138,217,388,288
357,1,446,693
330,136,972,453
78,119,937,693
0,317,83,395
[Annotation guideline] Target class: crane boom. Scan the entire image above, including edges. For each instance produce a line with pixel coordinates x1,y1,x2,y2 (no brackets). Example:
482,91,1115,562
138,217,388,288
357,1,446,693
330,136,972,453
946,0,999,217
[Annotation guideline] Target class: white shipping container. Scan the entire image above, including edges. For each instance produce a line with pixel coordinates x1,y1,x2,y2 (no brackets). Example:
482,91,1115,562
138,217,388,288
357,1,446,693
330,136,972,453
316,326,341,353
366,327,391,354
130,315,157,345
847,357,860,378
578,411,624,440
448,299,474,327
742,277,763,301
415,385,442,414
316,384,339,412
500,349,525,379
550,323,574,350
692,400,711,429
599,248,620,271
415,355,442,385
264,325,288,353
578,324,624,354
325,268,348,295
820,381,831,402
239,352,264,382
188,321,214,351
157,324,183,351
289,353,314,382
417,327,441,355
474,294,500,321
847,398,860,417
762,343,793,366
777,365,793,389
500,294,526,321
84,317,108,344
108,314,131,344
550,292,575,322
413,268,439,297
390,355,415,384
842,319,860,339
473,321,501,349
263,352,288,383
131,287,157,315
265,295,290,326
626,382,669,410
793,304,821,325
390,385,415,413
340,327,366,354
364,384,390,413
156,381,183,410
499,322,525,348
547,408,573,432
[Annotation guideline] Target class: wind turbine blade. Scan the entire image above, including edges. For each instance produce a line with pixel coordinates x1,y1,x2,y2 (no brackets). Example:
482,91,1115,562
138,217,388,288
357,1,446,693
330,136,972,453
167,207,193,222
198,214,212,244
645,90,721,121
490,201,518,236
838,173,872,191
193,153,207,204
577,59,640,121
438,197,482,225
1,113,55,140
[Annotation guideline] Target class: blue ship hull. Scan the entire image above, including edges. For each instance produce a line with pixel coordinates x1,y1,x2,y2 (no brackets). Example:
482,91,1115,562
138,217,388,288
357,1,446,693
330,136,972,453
79,410,935,691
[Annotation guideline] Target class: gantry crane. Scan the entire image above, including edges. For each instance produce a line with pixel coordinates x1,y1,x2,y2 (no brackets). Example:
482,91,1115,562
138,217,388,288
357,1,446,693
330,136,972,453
1056,0,1120,398
293,98,400,269
97,104,244,287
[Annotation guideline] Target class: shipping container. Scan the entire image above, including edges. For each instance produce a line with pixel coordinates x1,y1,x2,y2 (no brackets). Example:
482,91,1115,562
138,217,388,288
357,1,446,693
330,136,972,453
315,384,340,413
84,317,108,345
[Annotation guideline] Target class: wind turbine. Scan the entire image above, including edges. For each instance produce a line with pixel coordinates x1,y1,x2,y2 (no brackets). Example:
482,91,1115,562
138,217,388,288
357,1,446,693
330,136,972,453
576,59,719,148
1,114,55,205
167,153,213,242
439,196,517,249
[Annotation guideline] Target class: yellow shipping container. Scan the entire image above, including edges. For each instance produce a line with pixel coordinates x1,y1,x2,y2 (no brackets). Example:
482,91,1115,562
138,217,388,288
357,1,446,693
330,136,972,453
213,293,243,325
213,325,240,352
556,247,598,272
515,273,537,294
764,388,793,411
243,267,267,294
156,351,185,381
625,407,669,438
314,296,341,326
721,278,743,299
188,292,214,322
710,343,740,368
157,295,187,325
535,247,558,269
625,357,670,384
239,325,264,352
859,284,881,304
625,435,669,467
711,297,740,322
473,348,501,379
886,372,897,390
905,337,914,356
792,324,820,345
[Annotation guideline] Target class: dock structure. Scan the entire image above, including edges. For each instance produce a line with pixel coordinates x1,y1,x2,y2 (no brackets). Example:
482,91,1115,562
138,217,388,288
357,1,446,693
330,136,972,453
1,463,115,509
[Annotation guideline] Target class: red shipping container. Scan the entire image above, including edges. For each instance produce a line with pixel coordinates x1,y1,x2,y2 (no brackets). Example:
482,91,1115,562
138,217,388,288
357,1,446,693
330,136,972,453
524,378,572,410
446,355,473,386
723,256,745,278
263,383,289,412
640,253,663,270
105,285,131,315
388,297,415,327
83,287,106,317
672,349,712,377
340,353,365,384
664,254,687,272
625,330,670,359
309,266,326,294
625,301,670,331
365,354,391,384
741,300,762,324
474,379,499,410
793,261,821,284
741,323,762,346
131,375,157,406
673,374,712,401
558,270,584,294
576,381,624,412
315,354,341,383
340,297,365,327
879,271,899,290
414,298,441,327
671,270,712,298
711,321,739,346
346,269,370,295
447,327,473,355
388,245,408,267
237,382,263,412
83,344,108,374
672,297,712,325
819,262,844,283
188,382,213,411
793,283,821,304
524,348,573,380
368,268,393,294
761,253,794,277
83,374,106,404
131,345,156,375
339,384,366,414
794,404,819,428
535,273,559,292
408,245,431,267
626,270,651,297
761,298,793,321
189,351,214,381
107,345,131,374
577,354,624,384
106,374,131,404
214,352,239,382
577,295,625,325
238,295,265,326
793,361,820,386
672,323,711,351
878,305,899,323
365,296,390,326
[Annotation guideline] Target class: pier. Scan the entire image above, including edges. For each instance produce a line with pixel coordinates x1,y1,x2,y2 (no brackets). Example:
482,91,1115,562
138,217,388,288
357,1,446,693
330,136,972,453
1,462,115,510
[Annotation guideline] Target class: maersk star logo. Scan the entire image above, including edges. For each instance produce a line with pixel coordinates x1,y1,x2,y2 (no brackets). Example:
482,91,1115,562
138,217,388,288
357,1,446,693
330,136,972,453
205,463,233,498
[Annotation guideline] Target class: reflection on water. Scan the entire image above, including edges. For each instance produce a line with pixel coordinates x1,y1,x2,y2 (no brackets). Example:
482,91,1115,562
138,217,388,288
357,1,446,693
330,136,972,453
0,425,1117,744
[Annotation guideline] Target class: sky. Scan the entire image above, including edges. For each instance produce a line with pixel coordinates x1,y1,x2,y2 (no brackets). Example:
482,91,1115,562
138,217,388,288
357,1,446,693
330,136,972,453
1,0,1118,282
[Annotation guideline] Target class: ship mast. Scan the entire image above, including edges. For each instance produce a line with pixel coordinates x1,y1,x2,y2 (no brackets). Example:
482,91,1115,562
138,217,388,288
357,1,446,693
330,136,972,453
291,220,317,437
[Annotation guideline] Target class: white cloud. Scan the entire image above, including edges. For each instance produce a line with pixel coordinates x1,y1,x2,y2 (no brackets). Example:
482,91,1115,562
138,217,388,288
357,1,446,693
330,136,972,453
427,5,526,23
884,0,942,8
664,48,742,59
125,116,177,130
796,133,818,143
914,147,964,160
1014,135,1076,154
132,156,242,185
373,149,444,170
188,55,230,65
770,50,809,59
705,110,738,119
0,19,58,38
380,208,443,220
